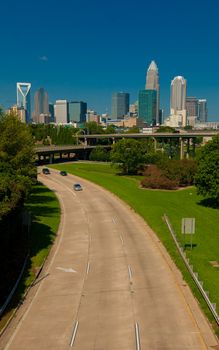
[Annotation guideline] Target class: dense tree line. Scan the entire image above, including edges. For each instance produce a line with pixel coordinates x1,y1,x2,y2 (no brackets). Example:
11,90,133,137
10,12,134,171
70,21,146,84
0,112,36,304
195,135,219,201
29,122,140,146
0,113,36,219
30,124,79,145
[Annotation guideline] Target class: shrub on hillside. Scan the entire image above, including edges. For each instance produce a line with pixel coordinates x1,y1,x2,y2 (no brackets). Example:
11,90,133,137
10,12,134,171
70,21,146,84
160,159,197,186
141,165,178,190
141,159,197,190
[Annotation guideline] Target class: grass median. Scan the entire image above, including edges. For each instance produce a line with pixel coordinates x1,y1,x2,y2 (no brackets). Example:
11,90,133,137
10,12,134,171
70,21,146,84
50,162,219,335
0,182,60,331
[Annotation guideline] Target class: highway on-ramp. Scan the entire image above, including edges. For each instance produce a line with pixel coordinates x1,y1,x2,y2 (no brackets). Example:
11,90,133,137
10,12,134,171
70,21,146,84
2,169,218,349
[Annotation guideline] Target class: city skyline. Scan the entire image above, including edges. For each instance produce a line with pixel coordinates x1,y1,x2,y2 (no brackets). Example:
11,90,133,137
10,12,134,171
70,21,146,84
0,0,219,120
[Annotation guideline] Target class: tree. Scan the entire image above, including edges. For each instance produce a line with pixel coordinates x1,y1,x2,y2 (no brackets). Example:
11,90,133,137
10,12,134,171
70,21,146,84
110,139,147,174
105,125,116,134
195,135,219,200
0,113,36,218
84,121,104,134
125,127,140,134
89,147,110,162
156,126,177,133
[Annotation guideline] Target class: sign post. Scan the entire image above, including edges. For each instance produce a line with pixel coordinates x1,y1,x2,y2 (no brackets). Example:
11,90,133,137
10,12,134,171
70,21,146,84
181,218,195,250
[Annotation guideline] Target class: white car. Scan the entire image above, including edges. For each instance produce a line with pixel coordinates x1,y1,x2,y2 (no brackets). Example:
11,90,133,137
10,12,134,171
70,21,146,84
73,183,83,191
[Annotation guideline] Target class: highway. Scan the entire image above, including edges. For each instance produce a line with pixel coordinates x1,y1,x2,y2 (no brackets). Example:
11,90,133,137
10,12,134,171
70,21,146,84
2,170,218,349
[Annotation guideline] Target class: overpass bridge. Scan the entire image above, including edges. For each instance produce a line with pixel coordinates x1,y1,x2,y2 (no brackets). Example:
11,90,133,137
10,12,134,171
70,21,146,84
35,131,219,163
35,144,111,163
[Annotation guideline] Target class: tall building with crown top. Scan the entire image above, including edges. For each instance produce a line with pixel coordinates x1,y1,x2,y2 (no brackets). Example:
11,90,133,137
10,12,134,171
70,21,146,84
145,61,160,124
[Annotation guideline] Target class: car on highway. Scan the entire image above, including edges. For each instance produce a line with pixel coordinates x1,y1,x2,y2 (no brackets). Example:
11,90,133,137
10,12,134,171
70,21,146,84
42,168,50,175
73,183,83,191
60,170,67,176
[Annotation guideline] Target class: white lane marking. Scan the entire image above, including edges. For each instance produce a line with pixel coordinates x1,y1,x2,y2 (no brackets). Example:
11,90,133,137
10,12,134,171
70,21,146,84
135,322,141,350
120,235,124,245
128,266,132,281
56,267,77,273
70,320,79,347
86,262,90,275
112,217,116,224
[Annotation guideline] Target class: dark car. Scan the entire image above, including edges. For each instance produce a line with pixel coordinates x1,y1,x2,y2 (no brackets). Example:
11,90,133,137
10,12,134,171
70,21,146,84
42,168,50,175
60,170,67,176
73,183,82,191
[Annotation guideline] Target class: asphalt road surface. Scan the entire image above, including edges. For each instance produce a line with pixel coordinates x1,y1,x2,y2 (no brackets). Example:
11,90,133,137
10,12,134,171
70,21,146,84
3,169,218,349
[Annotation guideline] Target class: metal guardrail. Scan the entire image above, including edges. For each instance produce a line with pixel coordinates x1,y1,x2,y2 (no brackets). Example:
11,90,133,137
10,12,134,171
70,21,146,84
163,214,219,326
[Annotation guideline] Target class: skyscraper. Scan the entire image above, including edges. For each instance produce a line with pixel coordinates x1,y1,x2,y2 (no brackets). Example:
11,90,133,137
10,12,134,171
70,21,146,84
145,60,160,124
16,82,31,123
170,76,186,112
112,92,129,119
68,101,87,123
49,104,55,122
54,100,68,123
170,76,187,126
186,97,198,117
198,99,208,122
33,88,49,123
138,90,157,125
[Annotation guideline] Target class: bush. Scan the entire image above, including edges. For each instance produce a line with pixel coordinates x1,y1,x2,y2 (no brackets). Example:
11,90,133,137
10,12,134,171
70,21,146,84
141,165,178,190
141,159,197,190
160,159,197,186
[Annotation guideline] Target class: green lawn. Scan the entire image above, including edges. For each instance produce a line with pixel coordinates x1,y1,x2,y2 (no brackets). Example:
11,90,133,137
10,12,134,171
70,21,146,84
24,182,60,287
50,162,219,333
0,182,60,331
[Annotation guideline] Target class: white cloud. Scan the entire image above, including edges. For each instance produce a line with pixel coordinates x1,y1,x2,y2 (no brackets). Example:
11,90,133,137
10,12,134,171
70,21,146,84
39,55,48,61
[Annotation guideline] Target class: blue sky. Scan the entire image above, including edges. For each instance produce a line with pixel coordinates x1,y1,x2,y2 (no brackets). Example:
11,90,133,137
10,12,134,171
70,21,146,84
0,0,219,120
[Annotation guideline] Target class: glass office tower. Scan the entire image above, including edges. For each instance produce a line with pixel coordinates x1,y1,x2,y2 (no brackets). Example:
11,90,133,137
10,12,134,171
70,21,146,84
112,92,129,119
145,60,160,124
138,90,157,125
34,88,49,115
198,99,208,122
68,101,87,123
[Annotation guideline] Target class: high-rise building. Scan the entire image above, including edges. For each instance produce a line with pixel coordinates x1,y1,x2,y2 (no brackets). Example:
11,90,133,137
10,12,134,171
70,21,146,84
145,60,160,124
198,99,208,122
49,104,55,122
112,92,129,119
16,82,31,123
138,90,157,125
54,100,68,123
170,76,187,112
68,101,87,123
33,88,49,123
186,97,198,117
170,76,187,126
